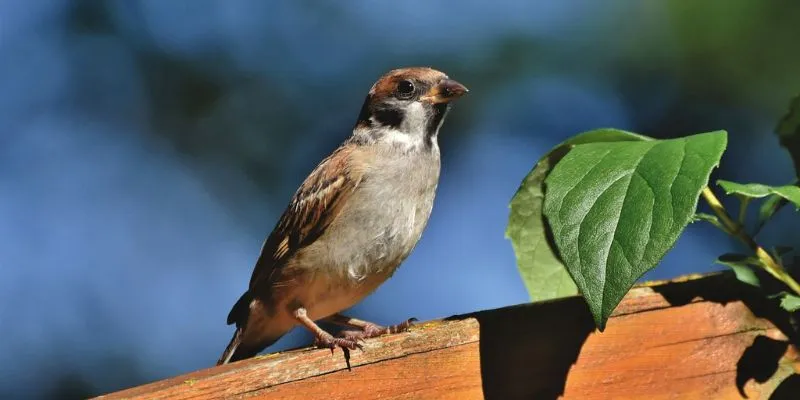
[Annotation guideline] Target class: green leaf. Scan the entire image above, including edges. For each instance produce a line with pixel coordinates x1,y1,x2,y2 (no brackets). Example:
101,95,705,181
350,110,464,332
692,212,727,233
716,253,759,267
506,128,649,302
779,293,800,312
715,253,761,287
754,179,799,236
543,130,728,329
755,194,788,236
717,181,772,197
761,187,800,208
717,180,800,209
507,152,578,301
729,265,762,288
776,94,800,177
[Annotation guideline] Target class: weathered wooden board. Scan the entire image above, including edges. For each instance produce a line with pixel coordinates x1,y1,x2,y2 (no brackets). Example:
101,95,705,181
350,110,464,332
96,273,800,399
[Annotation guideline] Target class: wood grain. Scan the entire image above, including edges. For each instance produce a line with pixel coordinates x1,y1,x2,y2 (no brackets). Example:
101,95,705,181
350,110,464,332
96,273,800,400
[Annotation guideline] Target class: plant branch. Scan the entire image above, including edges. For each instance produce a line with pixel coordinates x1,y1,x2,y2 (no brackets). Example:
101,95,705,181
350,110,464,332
701,187,800,295
737,196,750,226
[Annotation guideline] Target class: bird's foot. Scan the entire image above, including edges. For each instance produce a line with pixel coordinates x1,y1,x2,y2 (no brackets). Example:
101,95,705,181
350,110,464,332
313,331,363,352
340,317,417,341
313,331,362,371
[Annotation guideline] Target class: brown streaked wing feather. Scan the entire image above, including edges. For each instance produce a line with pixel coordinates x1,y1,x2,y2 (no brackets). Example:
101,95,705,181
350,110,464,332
248,145,364,291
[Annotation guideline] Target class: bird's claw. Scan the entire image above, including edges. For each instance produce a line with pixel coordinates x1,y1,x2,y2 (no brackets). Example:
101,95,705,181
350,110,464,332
339,330,369,343
314,334,363,352
339,317,418,341
388,317,417,334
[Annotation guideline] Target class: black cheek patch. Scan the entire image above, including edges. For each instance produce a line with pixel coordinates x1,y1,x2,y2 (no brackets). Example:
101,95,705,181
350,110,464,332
373,107,404,128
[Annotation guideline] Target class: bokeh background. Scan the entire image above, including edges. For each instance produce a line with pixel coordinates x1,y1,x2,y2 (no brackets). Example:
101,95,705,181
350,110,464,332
3,1,800,398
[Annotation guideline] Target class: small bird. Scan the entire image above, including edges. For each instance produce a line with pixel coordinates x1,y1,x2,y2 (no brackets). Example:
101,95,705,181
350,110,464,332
217,67,468,365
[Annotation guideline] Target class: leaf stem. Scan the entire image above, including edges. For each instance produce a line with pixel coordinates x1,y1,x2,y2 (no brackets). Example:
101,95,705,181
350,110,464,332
737,196,750,226
701,187,800,295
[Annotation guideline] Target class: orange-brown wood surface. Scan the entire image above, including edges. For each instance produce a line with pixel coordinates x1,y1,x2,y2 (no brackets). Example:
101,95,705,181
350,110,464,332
96,273,800,400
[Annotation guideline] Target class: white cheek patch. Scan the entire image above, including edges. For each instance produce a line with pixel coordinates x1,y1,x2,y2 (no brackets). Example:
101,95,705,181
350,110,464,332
402,102,428,135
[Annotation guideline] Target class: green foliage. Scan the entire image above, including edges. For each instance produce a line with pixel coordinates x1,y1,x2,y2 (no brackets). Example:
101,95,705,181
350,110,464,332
717,180,800,208
756,194,789,236
506,129,649,302
508,95,800,332
541,131,727,329
715,253,762,287
779,293,800,312
717,180,800,235
506,150,578,302
692,213,725,232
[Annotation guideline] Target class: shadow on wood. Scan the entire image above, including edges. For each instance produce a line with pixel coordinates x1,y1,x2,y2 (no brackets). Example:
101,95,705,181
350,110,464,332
450,296,594,399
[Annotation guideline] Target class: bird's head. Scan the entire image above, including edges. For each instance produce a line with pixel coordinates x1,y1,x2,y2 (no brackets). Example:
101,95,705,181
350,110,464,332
353,67,468,149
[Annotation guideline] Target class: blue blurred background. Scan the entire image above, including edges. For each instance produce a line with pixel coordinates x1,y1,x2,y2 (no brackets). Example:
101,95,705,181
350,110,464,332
2,1,800,398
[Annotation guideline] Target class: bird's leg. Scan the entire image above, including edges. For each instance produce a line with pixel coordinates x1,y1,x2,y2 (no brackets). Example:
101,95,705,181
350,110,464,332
293,308,362,352
324,313,417,341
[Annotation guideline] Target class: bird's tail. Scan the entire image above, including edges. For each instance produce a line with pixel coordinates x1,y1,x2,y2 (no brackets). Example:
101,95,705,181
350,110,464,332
216,327,245,365
217,291,282,365
217,291,257,366
216,327,283,365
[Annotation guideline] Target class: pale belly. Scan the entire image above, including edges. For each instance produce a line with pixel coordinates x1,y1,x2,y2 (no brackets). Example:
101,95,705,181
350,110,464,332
288,201,428,320
300,269,394,321
250,268,395,341
283,168,437,321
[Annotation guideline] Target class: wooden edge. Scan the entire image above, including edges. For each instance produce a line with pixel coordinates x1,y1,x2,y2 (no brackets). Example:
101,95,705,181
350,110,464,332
99,318,480,399
95,272,800,399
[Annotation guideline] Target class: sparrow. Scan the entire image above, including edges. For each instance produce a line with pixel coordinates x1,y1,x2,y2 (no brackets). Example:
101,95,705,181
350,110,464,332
217,67,468,365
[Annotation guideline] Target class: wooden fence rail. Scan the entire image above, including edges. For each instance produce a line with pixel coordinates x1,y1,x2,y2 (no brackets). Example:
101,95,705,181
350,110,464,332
96,273,799,399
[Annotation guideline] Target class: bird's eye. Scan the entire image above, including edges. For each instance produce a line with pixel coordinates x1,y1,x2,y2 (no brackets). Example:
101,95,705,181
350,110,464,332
396,80,415,99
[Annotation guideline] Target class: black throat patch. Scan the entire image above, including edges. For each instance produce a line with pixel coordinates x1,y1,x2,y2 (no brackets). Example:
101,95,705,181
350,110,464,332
424,103,449,148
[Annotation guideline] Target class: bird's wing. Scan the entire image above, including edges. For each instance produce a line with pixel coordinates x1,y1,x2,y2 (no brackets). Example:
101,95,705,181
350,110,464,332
247,144,367,292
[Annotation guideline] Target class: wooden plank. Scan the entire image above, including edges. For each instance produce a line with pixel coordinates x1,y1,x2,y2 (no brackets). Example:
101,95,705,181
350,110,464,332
565,301,788,399
96,273,800,399
258,342,483,400
99,319,480,400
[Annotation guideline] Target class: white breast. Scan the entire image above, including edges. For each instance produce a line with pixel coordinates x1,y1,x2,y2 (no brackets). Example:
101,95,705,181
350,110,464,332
291,140,441,318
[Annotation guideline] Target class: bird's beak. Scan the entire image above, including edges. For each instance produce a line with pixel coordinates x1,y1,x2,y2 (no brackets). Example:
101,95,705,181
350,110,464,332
420,79,469,104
